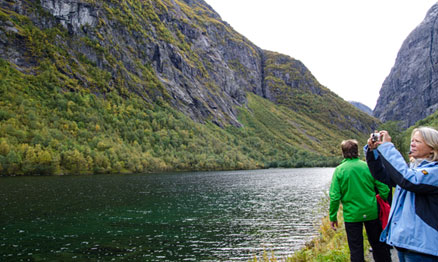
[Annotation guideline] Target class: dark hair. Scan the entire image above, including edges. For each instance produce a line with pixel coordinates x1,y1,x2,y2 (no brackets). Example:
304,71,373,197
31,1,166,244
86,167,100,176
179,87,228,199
341,139,359,159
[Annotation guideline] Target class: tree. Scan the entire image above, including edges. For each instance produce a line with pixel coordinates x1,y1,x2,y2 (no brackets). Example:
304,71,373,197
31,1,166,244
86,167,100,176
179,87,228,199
4,150,21,175
62,149,90,174
0,140,10,156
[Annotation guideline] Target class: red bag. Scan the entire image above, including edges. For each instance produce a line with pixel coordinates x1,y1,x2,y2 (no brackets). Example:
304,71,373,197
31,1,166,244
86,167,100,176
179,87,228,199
376,194,391,229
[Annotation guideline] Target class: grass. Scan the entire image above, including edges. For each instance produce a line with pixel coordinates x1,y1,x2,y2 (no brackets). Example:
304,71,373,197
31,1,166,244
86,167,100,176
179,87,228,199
251,203,374,262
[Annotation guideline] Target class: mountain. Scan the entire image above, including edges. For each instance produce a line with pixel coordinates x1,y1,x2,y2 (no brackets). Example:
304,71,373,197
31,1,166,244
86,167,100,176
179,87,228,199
0,0,378,175
349,101,373,116
374,3,438,128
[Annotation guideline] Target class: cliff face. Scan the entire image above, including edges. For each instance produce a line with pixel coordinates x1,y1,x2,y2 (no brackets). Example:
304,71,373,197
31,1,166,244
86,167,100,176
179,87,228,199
263,51,376,134
1,0,267,127
374,3,438,127
0,0,385,175
0,0,377,132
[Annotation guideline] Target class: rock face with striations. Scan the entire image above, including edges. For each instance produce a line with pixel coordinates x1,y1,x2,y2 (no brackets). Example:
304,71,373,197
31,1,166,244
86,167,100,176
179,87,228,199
374,3,438,128
0,0,377,133
1,0,266,127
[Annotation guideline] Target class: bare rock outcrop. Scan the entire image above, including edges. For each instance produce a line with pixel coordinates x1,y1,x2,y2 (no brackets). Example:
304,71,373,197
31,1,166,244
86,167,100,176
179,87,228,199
374,3,438,127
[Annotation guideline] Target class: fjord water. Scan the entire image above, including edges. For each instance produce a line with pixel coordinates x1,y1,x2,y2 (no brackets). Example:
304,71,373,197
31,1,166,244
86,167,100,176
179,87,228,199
0,168,333,261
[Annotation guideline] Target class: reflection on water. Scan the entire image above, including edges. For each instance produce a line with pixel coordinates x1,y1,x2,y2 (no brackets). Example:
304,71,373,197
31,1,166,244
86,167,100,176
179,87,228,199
0,168,334,261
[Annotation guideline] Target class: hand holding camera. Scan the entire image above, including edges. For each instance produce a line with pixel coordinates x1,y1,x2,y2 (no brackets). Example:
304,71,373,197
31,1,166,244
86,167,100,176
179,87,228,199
368,130,391,149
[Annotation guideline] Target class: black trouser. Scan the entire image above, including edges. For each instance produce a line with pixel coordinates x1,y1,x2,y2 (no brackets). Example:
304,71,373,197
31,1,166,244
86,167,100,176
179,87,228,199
345,219,392,262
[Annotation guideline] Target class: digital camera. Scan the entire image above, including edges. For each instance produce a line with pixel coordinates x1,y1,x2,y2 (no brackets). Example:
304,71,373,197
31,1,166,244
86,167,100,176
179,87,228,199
371,132,381,142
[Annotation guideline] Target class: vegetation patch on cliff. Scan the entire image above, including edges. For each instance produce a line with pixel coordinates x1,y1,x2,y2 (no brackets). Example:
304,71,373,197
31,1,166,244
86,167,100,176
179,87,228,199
0,59,343,175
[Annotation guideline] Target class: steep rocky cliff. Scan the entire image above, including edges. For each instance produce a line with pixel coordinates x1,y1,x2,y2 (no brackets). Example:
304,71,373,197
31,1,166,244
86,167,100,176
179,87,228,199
374,3,438,127
0,0,382,175
263,51,376,134
1,0,266,127
1,0,377,131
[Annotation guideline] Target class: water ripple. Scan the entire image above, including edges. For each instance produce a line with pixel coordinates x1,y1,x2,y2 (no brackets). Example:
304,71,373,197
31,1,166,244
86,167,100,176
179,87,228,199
0,168,333,261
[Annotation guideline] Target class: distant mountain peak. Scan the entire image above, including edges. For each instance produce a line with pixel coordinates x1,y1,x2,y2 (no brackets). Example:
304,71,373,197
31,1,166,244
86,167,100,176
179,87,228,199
349,101,373,116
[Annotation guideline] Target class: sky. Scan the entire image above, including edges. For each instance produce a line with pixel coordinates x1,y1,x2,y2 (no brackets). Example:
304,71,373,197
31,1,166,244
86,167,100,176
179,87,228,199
204,0,437,110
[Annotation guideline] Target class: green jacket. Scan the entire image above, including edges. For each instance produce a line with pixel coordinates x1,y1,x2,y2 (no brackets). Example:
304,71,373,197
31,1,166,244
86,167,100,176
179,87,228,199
329,158,390,222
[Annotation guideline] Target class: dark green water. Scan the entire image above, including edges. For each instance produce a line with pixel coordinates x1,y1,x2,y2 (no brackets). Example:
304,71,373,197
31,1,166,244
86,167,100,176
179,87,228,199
0,168,333,261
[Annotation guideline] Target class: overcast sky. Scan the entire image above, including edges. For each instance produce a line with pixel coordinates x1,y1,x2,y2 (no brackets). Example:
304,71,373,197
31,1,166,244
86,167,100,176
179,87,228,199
204,0,437,110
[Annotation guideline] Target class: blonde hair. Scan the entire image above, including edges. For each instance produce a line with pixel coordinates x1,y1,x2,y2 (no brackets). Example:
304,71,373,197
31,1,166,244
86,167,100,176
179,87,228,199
411,127,438,162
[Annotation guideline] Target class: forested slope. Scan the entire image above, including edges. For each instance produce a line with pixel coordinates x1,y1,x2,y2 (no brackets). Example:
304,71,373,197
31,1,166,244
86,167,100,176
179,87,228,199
0,0,379,175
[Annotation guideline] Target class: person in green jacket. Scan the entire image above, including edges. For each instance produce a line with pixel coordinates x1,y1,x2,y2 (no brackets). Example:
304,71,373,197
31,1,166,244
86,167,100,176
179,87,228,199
329,139,391,262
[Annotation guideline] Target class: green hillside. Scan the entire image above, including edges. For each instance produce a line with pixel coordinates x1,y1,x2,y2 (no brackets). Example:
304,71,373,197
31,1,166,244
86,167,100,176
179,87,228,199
0,0,379,175
0,59,346,175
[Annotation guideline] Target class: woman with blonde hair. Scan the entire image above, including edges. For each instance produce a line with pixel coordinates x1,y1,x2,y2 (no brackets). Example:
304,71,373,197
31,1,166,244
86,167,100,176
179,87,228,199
366,127,438,261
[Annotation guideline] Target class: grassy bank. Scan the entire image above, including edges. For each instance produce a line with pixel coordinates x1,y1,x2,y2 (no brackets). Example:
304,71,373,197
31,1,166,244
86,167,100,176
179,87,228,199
286,215,350,261
252,204,374,262
251,214,349,262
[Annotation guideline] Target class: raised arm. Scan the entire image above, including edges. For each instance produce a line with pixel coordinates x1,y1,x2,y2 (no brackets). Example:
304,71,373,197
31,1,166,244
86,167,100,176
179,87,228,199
365,145,396,188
